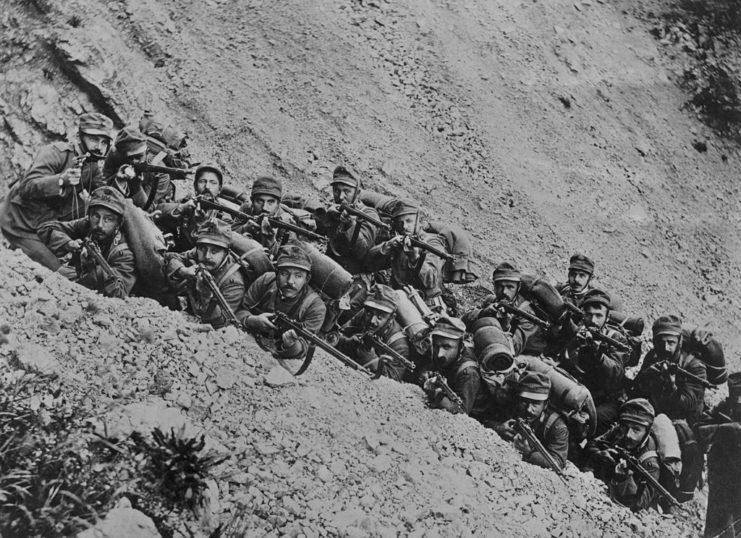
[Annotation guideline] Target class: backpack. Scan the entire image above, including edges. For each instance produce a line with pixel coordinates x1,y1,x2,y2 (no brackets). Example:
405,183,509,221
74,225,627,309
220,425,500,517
139,111,191,169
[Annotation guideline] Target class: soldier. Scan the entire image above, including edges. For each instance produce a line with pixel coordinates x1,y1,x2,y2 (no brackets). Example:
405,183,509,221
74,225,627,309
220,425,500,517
463,262,547,356
584,399,661,512
421,316,483,415
37,186,135,299
366,200,448,313
697,372,741,538
557,253,623,312
500,371,569,471
103,127,153,207
0,112,113,270
156,163,232,250
164,219,246,329
336,284,412,382
236,243,326,361
631,315,707,426
557,289,627,434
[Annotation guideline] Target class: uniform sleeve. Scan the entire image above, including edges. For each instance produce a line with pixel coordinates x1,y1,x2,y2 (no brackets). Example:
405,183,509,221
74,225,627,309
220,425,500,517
332,206,379,258
379,333,411,382
416,234,447,291
18,145,71,201
204,274,245,329
363,241,394,272
609,455,661,512
164,249,197,282
511,306,538,356
235,273,272,324
661,360,707,420
101,245,137,299
37,218,89,256
525,417,569,470
278,295,327,360
450,366,481,415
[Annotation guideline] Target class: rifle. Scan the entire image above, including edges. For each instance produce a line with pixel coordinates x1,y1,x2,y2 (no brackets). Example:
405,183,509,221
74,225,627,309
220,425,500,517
406,234,454,261
272,311,382,378
649,360,715,390
361,333,416,372
514,419,568,484
194,264,241,328
82,238,115,280
338,203,392,231
425,373,465,413
577,326,632,352
489,301,552,329
197,197,324,242
595,441,680,507
131,162,193,179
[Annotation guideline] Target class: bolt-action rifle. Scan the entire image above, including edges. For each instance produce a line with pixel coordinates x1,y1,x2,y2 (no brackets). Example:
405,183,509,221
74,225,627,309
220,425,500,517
576,326,632,352
197,197,324,242
594,440,680,507
338,203,392,231
514,419,568,484
361,333,416,372
82,238,115,280
131,162,193,179
424,373,465,413
194,264,241,328
648,360,715,390
488,301,552,330
272,311,382,378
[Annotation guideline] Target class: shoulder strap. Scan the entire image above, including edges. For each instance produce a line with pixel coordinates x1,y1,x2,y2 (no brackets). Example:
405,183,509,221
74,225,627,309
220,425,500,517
386,330,406,346
216,260,241,287
543,411,560,438
456,360,478,376
638,450,658,465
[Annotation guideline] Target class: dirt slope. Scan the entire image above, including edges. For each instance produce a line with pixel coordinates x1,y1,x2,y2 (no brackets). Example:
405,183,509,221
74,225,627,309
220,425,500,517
1,0,738,535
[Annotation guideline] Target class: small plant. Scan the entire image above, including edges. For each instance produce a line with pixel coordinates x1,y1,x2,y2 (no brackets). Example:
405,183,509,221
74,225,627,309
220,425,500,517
132,426,226,511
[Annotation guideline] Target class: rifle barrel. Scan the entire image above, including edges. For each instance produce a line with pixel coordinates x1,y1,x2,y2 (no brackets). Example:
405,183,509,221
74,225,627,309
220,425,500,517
408,236,454,261
83,239,115,279
497,302,551,329
515,419,567,483
195,265,241,327
132,162,193,178
339,203,391,230
365,333,416,371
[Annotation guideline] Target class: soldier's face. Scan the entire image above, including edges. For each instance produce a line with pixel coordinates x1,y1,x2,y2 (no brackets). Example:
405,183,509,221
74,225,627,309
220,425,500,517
516,397,547,423
195,171,222,198
619,421,649,451
80,133,111,158
89,206,121,242
196,244,228,271
363,307,393,333
127,152,147,165
653,335,680,360
583,305,608,329
277,268,309,299
431,336,461,369
568,269,591,292
252,194,279,216
394,214,417,235
332,184,356,205
494,280,519,302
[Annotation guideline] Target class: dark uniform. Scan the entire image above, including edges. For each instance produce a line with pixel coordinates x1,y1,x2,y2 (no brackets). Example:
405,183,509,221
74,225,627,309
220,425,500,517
165,220,246,329
0,113,113,270
37,186,135,299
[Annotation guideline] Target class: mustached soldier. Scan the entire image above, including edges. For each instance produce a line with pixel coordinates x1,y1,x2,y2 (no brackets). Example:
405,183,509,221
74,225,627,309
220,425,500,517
557,253,623,312
337,284,413,382
0,112,113,270
38,186,135,299
236,243,326,361
165,219,246,329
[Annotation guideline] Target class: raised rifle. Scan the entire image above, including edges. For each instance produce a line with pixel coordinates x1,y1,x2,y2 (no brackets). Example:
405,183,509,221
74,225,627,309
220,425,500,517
82,238,115,280
425,373,465,413
338,203,392,231
649,360,715,390
577,326,632,353
514,419,568,484
405,234,454,261
131,162,193,179
197,197,324,242
272,311,382,378
595,441,680,507
361,333,416,372
194,264,241,328
490,301,552,330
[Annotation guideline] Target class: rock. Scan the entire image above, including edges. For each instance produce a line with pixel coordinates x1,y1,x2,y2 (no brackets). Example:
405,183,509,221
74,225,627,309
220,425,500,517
12,342,60,374
215,366,237,389
77,497,160,538
264,365,296,388
367,455,392,473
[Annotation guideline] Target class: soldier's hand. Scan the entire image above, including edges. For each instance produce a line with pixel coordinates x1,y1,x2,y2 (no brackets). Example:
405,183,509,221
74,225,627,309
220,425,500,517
513,433,531,455
116,164,136,181
66,239,83,253
244,312,277,332
281,329,300,348
179,266,198,281
260,216,274,237
494,419,517,441
614,459,632,479
178,199,197,215
59,167,82,187
593,448,618,468
381,235,404,254
195,273,213,300
338,210,354,231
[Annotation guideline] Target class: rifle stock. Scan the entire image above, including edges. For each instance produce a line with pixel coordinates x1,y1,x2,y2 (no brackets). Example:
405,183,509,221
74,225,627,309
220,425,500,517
407,235,454,261
132,162,193,179
579,326,631,352
514,419,567,483
651,360,715,390
493,302,552,329
427,374,465,413
195,264,241,328
362,333,416,371
339,203,392,231
82,239,115,280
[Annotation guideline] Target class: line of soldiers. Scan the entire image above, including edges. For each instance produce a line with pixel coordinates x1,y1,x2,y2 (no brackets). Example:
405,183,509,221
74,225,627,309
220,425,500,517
2,112,739,532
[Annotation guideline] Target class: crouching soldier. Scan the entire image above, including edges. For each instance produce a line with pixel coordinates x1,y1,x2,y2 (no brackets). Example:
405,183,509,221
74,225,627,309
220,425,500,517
496,372,569,472
421,316,484,415
237,243,326,361
165,220,246,329
337,284,413,382
38,186,135,299
584,399,661,512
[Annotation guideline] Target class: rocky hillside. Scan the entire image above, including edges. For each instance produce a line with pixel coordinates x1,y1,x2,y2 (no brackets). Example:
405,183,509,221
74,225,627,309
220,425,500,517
1,0,738,535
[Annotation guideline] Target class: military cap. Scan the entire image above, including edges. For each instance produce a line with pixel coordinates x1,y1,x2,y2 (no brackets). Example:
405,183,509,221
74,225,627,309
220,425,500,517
331,165,359,188
492,261,521,283
275,243,312,272
728,371,741,406
619,398,655,427
79,112,114,139
114,127,148,157
430,316,467,340
517,371,551,401
251,176,283,199
195,219,231,249
581,288,611,310
88,186,126,216
652,315,682,338
569,253,595,275
194,163,224,186
364,284,397,314
390,200,419,220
